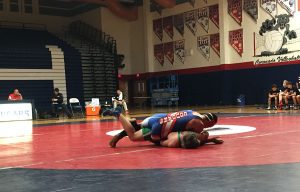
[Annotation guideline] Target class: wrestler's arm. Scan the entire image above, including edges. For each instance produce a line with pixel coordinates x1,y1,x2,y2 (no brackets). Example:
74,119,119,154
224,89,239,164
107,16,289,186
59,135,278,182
159,132,179,148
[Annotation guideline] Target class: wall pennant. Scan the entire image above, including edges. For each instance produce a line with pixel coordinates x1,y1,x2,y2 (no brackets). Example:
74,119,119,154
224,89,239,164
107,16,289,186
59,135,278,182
154,44,164,65
174,13,185,37
229,29,243,56
228,0,243,25
164,42,174,64
260,0,277,18
150,0,163,15
209,4,219,28
175,40,185,63
198,7,209,33
210,33,220,57
197,35,210,60
243,0,258,22
184,10,197,35
153,18,163,41
163,16,174,39
277,0,296,15
188,0,196,7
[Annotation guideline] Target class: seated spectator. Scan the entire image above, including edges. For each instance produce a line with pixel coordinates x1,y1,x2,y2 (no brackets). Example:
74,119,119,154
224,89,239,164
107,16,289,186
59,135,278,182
293,84,300,109
267,84,279,110
284,82,297,110
279,80,289,109
112,89,129,114
8,89,23,101
51,88,72,118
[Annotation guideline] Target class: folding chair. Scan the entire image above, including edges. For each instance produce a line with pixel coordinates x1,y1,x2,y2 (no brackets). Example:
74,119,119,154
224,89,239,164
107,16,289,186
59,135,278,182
69,98,84,118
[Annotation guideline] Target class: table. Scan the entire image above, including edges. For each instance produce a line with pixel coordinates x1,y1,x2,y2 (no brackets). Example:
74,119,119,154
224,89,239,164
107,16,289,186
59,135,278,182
0,100,35,121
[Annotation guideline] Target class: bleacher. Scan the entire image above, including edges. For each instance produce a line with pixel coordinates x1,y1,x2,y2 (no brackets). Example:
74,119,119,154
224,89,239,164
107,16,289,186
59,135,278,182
0,27,84,112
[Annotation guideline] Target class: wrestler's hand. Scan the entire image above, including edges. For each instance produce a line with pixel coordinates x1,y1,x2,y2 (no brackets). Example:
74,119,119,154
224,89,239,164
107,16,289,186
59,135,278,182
210,137,224,144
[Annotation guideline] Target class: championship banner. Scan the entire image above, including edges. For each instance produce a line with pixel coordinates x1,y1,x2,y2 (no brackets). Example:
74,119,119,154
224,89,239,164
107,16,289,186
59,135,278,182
210,33,220,57
164,42,174,64
153,18,163,41
228,0,243,25
150,0,162,15
175,40,185,63
184,10,197,36
174,13,185,37
209,4,219,28
243,0,258,22
260,0,277,18
154,44,164,65
229,29,243,56
197,36,210,60
198,7,209,33
163,16,174,39
188,0,195,7
277,0,296,15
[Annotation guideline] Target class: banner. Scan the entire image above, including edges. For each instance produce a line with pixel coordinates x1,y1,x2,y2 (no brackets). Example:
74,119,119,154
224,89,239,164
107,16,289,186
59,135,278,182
198,7,209,33
184,10,197,35
209,4,219,28
210,33,220,57
164,42,174,64
260,0,277,18
163,16,174,39
197,36,210,60
154,44,164,65
228,0,243,25
229,29,243,56
150,0,162,15
175,40,185,63
188,0,195,7
243,0,258,22
153,18,163,41
174,13,185,37
277,0,296,15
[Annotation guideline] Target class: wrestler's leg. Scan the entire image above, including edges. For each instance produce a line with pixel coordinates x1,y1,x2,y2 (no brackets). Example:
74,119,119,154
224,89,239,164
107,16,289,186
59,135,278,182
109,119,141,148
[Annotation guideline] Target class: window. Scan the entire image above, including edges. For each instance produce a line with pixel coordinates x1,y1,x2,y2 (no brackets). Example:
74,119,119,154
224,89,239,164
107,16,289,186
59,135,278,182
24,0,32,13
10,0,19,12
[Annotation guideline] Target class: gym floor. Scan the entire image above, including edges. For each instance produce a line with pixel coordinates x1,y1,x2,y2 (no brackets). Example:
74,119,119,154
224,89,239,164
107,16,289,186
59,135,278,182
1,106,300,192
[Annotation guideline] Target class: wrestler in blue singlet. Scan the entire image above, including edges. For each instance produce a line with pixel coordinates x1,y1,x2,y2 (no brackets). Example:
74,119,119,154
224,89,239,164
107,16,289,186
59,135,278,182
141,110,200,140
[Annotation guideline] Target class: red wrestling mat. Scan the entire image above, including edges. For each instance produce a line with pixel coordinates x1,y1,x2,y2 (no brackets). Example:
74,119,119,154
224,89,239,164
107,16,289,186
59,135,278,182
1,115,300,170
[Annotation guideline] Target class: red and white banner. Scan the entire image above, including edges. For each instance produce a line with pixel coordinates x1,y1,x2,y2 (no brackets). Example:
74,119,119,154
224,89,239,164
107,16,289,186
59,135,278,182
164,41,174,64
210,33,220,57
243,0,258,22
278,0,296,15
184,10,197,35
198,7,209,33
260,0,277,18
154,44,164,65
197,35,210,60
153,18,163,41
209,4,219,29
228,0,243,25
229,29,243,56
175,40,185,63
163,16,174,39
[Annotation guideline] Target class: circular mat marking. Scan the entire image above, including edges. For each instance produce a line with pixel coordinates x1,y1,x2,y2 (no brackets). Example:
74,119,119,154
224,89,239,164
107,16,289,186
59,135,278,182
106,125,256,137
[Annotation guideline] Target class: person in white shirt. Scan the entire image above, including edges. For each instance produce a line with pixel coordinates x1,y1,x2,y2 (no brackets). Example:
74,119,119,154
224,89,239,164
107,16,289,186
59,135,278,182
112,90,129,114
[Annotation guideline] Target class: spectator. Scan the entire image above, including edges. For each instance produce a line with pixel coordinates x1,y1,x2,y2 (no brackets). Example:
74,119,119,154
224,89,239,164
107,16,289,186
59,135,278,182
284,82,297,110
112,89,129,114
51,88,72,118
279,80,289,109
267,84,279,110
8,89,23,101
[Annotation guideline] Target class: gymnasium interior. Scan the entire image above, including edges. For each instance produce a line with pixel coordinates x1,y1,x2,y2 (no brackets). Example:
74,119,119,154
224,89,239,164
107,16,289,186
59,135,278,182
1,0,300,191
